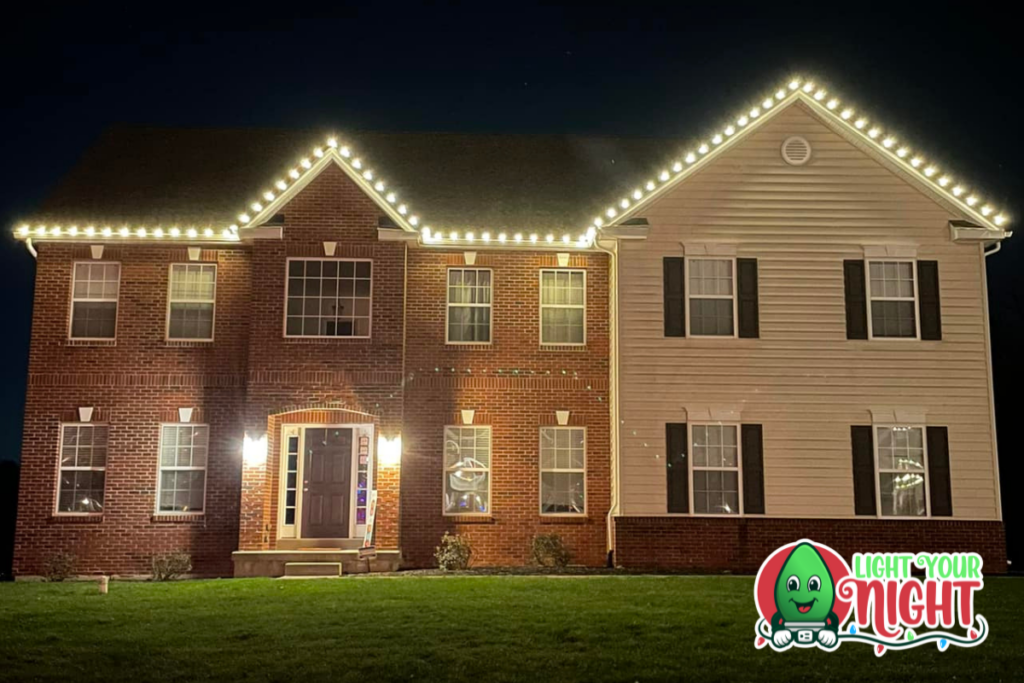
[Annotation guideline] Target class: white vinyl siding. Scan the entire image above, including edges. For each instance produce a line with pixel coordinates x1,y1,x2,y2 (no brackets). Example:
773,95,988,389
167,264,216,340
70,262,120,339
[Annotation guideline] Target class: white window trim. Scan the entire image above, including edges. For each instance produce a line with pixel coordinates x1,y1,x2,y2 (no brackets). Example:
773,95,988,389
872,424,931,519
865,259,921,341
684,256,738,339
54,422,108,516
68,261,120,341
538,426,587,516
688,422,743,516
442,424,493,517
154,423,209,516
445,267,494,345
539,269,587,346
166,263,217,342
282,257,373,340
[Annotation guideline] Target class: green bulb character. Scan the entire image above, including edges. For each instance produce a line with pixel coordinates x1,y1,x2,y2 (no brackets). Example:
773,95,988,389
769,542,839,648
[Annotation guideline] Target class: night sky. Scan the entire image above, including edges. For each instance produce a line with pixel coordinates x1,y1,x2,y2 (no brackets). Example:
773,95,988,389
1,4,1021,570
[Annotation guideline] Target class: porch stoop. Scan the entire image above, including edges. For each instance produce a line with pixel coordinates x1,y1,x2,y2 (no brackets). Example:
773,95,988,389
284,562,342,577
232,549,402,577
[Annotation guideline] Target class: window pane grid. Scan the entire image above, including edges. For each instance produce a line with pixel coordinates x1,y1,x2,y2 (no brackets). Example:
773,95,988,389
447,269,492,343
157,425,208,513
57,425,108,513
540,270,585,344
285,259,372,338
691,424,740,515
444,426,491,514
71,263,120,339
876,426,927,517
688,259,735,336
284,434,299,526
540,427,585,515
869,261,917,338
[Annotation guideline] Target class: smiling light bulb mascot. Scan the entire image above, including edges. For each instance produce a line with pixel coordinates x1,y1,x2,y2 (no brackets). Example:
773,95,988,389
769,542,839,648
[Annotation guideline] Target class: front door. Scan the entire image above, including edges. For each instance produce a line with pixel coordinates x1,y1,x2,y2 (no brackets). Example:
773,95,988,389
300,427,352,538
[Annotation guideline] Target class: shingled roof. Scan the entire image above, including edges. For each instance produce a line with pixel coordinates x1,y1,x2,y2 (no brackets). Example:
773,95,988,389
37,126,678,233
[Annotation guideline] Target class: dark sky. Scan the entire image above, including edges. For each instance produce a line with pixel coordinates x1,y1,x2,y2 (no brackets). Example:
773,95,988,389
1,3,1021,563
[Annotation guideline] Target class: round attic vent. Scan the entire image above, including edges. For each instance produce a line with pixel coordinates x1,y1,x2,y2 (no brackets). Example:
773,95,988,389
781,136,812,165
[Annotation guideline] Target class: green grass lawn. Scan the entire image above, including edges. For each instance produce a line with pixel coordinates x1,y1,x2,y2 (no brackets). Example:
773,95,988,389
1,575,1021,682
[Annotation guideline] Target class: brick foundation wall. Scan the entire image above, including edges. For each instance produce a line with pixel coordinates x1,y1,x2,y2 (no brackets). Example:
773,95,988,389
614,516,1008,574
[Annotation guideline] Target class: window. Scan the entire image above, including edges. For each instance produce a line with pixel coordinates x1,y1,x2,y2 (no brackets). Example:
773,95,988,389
443,426,491,515
156,425,208,514
167,264,216,340
283,432,299,526
56,424,108,514
540,270,585,345
285,259,371,338
875,426,927,517
691,423,740,514
688,258,735,336
540,427,585,515
868,261,918,339
447,268,492,343
70,262,120,339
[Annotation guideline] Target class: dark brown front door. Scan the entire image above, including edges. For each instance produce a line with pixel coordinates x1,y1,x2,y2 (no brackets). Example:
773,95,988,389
301,428,352,538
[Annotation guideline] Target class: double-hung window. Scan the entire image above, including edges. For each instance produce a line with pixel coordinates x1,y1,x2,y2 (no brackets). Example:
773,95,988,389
540,427,585,515
691,423,741,514
868,261,918,338
285,259,372,338
167,264,216,340
56,424,108,514
540,269,585,345
874,425,927,517
156,424,209,514
443,426,491,515
447,268,492,343
70,263,120,339
688,258,735,336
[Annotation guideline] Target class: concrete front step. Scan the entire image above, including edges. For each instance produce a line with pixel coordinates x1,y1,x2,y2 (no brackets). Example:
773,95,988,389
284,562,342,577
276,538,363,551
232,550,402,577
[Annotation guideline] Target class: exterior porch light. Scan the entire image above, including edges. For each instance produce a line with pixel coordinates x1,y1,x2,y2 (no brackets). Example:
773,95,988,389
243,433,268,467
378,434,402,468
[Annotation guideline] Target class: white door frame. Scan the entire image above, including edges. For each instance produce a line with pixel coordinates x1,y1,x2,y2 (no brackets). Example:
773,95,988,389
277,423,375,540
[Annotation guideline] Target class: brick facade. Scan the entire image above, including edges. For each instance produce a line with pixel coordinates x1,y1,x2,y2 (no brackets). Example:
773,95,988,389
614,517,1008,574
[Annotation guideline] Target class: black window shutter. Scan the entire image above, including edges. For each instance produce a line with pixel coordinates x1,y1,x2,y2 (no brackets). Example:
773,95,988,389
741,424,765,514
737,258,760,338
927,426,953,516
663,257,686,337
851,426,876,515
917,260,942,341
666,423,689,513
844,260,868,340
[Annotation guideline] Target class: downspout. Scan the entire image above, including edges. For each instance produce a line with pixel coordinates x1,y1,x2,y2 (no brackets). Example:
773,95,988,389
593,235,620,567
25,238,38,259
981,240,1004,531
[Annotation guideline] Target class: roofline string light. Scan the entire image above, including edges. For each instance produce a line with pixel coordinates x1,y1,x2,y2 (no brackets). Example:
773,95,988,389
588,76,1009,234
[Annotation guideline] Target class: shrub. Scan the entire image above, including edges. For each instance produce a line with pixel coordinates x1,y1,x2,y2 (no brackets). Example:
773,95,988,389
152,551,192,581
43,552,76,582
434,532,472,571
531,534,571,568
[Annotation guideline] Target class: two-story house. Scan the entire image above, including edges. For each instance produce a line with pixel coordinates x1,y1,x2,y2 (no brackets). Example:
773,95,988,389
11,76,1010,577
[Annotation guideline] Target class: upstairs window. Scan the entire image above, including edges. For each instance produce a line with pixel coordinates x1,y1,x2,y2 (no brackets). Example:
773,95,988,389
167,264,217,340
57,424,108,514
868,261,918,339
540,270,585,345
70,263,120,339
688,258,735,337
447,268,492,343
285,259,372,338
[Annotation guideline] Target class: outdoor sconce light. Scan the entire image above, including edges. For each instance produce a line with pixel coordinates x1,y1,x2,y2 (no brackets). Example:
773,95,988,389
243,433,268,467
378,434,402,467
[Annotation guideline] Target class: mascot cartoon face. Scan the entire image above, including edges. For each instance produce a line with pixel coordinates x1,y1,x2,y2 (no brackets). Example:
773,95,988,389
769,542,839,648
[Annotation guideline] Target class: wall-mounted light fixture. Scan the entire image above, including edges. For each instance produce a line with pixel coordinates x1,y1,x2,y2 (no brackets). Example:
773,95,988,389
243,433,268,467
377,434,402,467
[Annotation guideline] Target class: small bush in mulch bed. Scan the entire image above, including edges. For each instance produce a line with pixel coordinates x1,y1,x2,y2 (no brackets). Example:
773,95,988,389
531,534,572,568
434,532,472,571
